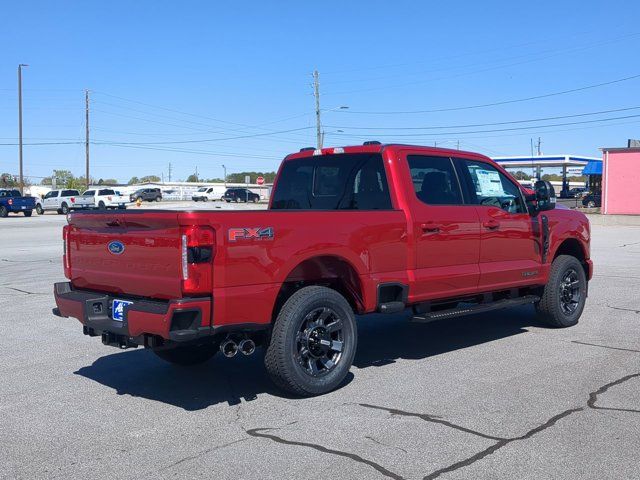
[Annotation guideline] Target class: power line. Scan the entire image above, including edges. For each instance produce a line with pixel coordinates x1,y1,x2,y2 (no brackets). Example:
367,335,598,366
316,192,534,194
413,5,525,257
330,113,640,138
339,74,640,115
325,105,640,130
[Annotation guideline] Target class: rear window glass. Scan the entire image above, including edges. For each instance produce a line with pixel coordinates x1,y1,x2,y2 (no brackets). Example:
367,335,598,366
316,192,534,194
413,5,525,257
83,190,95,196
61,190,79,197
99,189,115,195
271,153,392,210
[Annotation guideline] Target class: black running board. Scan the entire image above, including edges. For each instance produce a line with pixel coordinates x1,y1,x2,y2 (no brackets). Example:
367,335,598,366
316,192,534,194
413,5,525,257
411,295,539,323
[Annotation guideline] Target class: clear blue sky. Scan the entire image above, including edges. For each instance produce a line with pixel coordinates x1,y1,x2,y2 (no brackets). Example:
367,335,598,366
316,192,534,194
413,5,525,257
1,0,639,183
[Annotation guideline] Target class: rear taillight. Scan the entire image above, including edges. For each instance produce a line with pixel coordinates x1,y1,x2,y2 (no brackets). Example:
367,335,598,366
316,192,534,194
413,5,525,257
70,197,76,203
63,225,71,279
8,199,13,206
180,226,215,295
108,196,112,201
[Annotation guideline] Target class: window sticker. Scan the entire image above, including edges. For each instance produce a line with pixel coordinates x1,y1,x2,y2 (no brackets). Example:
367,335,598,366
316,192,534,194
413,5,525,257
476,169,505,196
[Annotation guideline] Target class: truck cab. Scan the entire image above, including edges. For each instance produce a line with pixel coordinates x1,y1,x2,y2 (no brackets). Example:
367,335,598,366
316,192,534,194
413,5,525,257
54,144,592,396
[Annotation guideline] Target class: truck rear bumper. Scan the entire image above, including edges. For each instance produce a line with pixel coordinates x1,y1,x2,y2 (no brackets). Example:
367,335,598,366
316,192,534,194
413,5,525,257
53,282,212,345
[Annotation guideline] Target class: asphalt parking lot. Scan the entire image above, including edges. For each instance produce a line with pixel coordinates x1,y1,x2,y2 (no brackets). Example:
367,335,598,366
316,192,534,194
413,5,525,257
1,207,639,480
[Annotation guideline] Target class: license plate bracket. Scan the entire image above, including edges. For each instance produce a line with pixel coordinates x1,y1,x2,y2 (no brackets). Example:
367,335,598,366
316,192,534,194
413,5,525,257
112,299,133,322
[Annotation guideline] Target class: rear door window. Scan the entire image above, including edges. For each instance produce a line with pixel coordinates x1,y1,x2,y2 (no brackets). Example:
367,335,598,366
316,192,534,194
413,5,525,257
407,155,463,205
271,153,391,210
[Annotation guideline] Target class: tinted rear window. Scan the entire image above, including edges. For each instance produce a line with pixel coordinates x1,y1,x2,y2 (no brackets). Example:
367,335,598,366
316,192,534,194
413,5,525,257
61,190,79,197
99,189,115,195
271,153,392,210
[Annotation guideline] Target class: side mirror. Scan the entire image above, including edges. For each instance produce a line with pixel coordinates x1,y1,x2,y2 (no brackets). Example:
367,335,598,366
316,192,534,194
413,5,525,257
534,180,556,212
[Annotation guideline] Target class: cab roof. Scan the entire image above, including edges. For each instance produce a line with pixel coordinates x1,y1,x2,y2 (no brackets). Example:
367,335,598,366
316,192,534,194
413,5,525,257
284,143,492,163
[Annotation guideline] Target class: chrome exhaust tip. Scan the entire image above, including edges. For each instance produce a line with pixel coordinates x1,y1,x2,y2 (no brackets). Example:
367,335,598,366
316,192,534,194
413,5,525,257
220,340,238,358
238,339,256,356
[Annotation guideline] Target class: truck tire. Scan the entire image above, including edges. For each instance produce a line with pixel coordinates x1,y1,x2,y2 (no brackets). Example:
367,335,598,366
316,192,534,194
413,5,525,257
24,210,32,217
60,203,69,215
536,255,587,328
98,201,106,210
265,286,357,396
153,342,219,366
0,206,8,218
36,204,44,215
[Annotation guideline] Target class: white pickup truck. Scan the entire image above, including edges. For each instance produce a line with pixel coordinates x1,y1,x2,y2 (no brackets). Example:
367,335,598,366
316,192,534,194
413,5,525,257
35,189,93,215
81,188,127,210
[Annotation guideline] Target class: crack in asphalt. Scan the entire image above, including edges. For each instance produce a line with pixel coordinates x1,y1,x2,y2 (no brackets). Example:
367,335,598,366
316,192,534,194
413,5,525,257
571,340,640,353
160,438,249,471
245,427,405,480
4,287,48,296
607,305,640,314
358,403,505,441
365,435,409,454
423,407,583,480
587,373,640,414
619,241,640,248
359,368,640,480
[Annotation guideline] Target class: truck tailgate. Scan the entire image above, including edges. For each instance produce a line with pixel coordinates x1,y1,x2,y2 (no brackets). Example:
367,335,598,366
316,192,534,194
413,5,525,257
67,212,184,299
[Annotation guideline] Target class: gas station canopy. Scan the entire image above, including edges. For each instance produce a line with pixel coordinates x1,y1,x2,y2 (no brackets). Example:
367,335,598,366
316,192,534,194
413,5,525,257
490,154,600,170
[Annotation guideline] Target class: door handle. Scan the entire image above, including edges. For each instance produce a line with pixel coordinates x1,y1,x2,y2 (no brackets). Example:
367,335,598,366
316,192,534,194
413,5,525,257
482,219,500,230
421,222,440,234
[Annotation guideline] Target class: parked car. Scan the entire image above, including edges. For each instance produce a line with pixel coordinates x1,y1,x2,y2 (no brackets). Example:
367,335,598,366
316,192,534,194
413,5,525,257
192,186,217,202
54,143,592,397
130,188,162,203
560,187,588,199
35,189,93,215
0,189,36,217
221,188,260,203
582,192,601,208
82,188,127,210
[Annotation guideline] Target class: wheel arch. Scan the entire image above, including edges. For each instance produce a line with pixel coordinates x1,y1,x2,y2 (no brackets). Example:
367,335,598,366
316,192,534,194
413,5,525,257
272,255,365,321
552,237,589,278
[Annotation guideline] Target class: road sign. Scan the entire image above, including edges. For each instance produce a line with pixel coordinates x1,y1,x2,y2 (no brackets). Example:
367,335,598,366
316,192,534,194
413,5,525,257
245,175,251,184
256,176,265,185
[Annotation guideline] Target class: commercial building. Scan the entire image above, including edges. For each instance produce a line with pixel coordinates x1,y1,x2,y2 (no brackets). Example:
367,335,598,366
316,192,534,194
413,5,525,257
600,145,640,215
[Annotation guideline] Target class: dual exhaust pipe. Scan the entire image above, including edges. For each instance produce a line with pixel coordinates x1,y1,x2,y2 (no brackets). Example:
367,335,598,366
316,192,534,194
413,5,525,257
220,338,255,358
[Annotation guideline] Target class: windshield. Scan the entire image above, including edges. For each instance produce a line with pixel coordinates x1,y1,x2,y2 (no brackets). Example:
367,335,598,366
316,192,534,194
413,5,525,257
271,153,392,210
197,187,207,192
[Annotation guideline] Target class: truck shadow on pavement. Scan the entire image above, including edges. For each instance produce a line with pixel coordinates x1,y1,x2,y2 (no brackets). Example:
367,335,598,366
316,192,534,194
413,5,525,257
74,305,542,411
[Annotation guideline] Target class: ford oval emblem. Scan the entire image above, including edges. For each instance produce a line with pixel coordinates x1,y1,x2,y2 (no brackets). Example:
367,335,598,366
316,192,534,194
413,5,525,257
107,240,125,255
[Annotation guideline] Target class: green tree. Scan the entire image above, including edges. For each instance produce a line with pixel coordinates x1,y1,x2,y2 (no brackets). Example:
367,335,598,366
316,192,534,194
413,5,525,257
139,175,161,183
226,171,276,183
206,177,225,183
128,176,140,185
186,174,199,183
1,173,16,187
512,170,531,180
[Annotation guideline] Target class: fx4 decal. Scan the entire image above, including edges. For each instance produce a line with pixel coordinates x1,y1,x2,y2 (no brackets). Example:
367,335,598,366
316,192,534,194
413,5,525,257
228,227,274,242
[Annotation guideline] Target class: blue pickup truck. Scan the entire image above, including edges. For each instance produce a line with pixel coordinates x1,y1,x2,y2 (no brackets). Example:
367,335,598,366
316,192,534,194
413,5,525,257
0,189,36,217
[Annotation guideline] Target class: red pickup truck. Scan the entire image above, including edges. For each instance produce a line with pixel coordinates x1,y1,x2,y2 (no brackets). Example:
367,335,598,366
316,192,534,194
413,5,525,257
54,143,592,396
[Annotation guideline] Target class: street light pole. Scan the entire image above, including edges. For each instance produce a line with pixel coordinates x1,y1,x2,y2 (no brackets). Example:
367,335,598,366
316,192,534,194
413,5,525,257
17,64,28,195
313,70,321,149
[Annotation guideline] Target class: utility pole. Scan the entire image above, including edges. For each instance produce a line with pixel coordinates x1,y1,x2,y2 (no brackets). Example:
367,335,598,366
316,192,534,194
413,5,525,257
222,164,227,186
313,70,322,149
536,137,542,156
85,89,90,189
456,140,460,150
195,165,198,182
17,64,28,195
168,162,172,182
